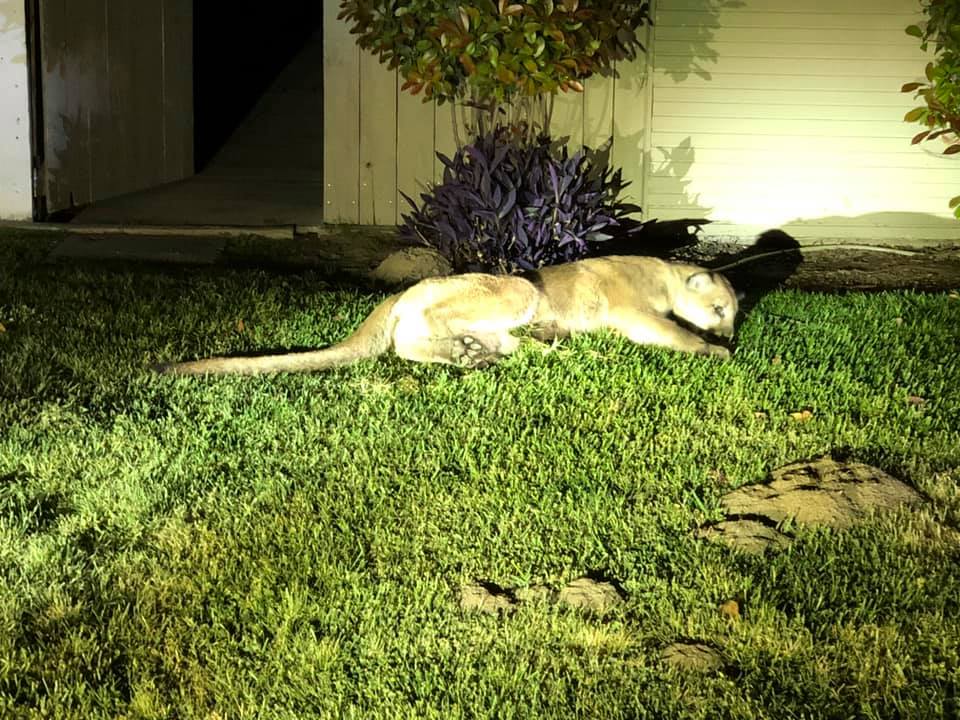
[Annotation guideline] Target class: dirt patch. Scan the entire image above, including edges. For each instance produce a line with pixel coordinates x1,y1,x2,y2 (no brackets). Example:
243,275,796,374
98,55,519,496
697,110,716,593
661,642,726,673
557,578,624,613
460,577,624,614
459,583,516,614
700,456,924,554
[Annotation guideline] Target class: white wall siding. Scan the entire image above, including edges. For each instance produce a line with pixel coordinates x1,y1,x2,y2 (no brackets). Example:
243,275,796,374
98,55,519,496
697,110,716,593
0,1,33,220
323,1,959,243
649,0,960,242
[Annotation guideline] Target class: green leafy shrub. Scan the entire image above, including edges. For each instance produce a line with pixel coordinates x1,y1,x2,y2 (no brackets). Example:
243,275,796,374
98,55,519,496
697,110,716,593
337,0,651,104
902,0,960,217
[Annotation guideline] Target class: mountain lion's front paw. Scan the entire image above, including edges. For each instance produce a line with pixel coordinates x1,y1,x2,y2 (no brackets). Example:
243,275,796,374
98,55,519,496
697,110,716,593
704,343,732,360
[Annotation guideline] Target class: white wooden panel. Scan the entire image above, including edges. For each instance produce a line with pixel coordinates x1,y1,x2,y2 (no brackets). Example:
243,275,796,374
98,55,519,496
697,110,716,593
612,54,651,215
551,88,583,148
650,117,921,139
40,0,91,209
688,218,960,242
359,56,397,225
0,0,33,219
657,40,919,62
649,131,941,154
323,2,360,223
106,0,165,199
657,10,915,31
396,83,435,221
583,73,614,149
36,0,192,214
649,145,959,171
655,101,917,123
654,86,918,108
656,56,925,79
433,100,461,185
657,26,917,46
161,0,193,183
651,71,921,93
664,0,913,13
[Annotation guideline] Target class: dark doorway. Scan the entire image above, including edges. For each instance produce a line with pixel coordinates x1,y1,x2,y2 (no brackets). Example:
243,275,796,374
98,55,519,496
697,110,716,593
193,1,324,172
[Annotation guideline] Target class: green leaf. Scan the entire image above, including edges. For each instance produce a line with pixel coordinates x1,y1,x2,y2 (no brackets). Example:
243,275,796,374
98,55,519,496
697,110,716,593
901,82,923,93
905,24,923,38
949,195,960,209
904,107,927,122
926,62,935,81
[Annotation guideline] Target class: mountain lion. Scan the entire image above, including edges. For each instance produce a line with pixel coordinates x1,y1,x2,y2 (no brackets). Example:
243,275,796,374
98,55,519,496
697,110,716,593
153,255,739,375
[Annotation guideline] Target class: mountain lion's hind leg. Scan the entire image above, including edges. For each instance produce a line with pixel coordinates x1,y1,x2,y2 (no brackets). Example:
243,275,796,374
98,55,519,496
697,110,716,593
451,332,522,368
392,276,537,367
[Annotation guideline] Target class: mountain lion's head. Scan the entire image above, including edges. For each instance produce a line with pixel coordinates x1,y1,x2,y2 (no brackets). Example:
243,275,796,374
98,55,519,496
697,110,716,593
673,271,739,338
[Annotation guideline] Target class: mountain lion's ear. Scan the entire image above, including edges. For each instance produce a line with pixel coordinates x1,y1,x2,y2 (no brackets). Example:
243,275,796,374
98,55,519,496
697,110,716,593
686,272,715,292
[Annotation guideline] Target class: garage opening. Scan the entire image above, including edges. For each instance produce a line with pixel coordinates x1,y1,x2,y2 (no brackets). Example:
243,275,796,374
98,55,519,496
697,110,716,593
32,0,325,227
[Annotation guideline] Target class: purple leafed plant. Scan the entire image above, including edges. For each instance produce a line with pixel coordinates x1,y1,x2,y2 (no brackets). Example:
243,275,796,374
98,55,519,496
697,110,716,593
399,130,640,273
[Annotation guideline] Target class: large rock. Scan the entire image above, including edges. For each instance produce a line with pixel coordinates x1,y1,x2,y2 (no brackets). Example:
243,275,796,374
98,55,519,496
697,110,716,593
370,246,454,286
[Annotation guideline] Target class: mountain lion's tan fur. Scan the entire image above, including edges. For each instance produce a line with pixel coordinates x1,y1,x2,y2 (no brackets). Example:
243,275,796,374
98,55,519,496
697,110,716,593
154,255,738,376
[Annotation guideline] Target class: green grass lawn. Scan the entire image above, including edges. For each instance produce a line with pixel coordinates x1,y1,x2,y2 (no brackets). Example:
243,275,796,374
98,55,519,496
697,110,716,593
1,234,959,719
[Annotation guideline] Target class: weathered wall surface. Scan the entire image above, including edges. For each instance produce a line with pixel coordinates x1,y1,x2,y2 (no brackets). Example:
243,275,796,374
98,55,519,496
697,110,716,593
0,1,33,220
38,0,193,215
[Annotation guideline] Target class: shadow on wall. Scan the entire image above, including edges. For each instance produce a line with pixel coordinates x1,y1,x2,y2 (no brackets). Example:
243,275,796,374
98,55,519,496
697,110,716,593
704,231,802,314
595,136,714,257
781,212,960,240
654,0,745,82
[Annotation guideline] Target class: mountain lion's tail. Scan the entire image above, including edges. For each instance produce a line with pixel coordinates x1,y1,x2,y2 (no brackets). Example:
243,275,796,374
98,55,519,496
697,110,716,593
153,294,401,376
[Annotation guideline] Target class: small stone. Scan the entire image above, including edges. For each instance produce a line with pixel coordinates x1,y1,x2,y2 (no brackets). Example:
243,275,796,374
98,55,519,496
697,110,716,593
661,642,725,673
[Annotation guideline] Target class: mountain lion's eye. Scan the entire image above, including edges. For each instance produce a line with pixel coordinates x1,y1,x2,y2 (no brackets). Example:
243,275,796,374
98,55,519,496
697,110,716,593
713,305,725,318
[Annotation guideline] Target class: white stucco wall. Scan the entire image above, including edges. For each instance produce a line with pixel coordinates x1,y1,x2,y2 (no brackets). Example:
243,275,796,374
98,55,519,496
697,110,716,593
0,1,33,220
